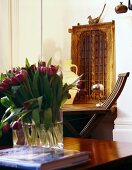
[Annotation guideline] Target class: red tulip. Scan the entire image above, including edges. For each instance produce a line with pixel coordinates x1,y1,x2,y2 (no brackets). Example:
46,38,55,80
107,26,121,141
12,120,22,130
2,78,11,85
0,86,5,93
37,66,41,73
21,67,26,70
15,73,24,82
76,80,85,89
20,69,28,79
2,123,10,133
10,76,19,85
38,61,46,67
12,68,19,74
47,65,57,76
1,83,8,89
30,64,36,72
0,77,11,92
40,66,46,74
77,89,87,96
8,70,12,73
50,65,57,74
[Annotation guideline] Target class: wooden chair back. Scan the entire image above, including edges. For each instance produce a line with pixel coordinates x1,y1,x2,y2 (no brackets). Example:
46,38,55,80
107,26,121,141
102,72,130,109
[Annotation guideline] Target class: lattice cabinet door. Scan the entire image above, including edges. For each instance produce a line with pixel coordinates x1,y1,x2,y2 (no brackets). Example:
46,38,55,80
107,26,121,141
69,21,115,101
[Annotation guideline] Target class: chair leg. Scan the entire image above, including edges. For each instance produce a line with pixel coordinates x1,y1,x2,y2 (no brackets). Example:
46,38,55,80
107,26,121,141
63,118,80,137
80,114,106,138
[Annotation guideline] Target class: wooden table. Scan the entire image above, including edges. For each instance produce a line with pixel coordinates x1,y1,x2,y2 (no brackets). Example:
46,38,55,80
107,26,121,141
0,137,132,170
64,137,132,170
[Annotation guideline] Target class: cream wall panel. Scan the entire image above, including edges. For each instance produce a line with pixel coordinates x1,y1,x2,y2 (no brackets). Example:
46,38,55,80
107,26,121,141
18,0,41,66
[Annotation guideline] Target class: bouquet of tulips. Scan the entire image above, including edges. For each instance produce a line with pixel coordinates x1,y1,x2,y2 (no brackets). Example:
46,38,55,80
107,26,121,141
0,58,81,138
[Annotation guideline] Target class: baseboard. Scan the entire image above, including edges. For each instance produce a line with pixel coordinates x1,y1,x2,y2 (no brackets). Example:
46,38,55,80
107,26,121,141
113,117,132,142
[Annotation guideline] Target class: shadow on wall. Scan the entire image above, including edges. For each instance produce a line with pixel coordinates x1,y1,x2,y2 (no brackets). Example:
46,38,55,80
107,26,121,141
43,39,62,65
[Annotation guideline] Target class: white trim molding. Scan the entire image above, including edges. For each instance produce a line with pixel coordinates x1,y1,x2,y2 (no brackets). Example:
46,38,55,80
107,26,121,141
113,117,132,142
6,0,42,67
0,0,13,72
0,0,19,72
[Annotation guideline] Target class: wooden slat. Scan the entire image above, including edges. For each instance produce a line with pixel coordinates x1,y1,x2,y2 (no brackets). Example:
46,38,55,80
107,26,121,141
102,72,130,109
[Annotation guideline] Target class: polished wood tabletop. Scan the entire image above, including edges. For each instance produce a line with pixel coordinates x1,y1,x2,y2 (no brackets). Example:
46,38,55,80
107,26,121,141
0,137,132,170
64,137,132,170
62,103,108,113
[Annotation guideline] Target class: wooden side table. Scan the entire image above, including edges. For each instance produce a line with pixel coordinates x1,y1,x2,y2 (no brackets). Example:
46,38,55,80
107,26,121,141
62,103,113,138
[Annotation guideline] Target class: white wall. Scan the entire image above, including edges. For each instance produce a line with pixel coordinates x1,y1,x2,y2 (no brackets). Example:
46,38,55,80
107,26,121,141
113,15,132,142
43,0,108,63
42,0,64,64
14,0,42,67
0,0,42,71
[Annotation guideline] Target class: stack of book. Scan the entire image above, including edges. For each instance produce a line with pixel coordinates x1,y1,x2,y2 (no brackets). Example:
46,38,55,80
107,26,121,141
0,146,89,170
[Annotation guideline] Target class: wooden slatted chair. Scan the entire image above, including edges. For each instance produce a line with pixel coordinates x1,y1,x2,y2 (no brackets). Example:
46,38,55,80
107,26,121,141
63,72,130,138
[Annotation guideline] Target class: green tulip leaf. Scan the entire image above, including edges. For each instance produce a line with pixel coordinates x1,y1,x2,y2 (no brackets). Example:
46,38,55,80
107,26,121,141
3,107,23,123
11,85,30,104
32,108,40,127
47,57,52,67
44,107,52,130
37,96,43,111
25,58,30,69
1,96,15,108
0,128,2,138
32,71,40,97
41,75,51,106
23,76,34,98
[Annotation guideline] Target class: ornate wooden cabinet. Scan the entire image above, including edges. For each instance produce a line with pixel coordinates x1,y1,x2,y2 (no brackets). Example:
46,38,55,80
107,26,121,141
69,21,115,101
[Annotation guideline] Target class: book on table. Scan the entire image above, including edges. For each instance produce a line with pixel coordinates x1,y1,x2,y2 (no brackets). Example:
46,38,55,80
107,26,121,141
0,145,89,170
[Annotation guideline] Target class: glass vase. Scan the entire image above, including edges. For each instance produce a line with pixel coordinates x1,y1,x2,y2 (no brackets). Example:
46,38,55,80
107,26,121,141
13,111,63,149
